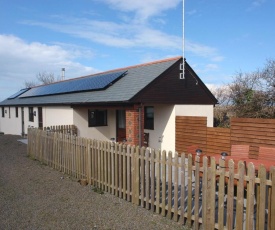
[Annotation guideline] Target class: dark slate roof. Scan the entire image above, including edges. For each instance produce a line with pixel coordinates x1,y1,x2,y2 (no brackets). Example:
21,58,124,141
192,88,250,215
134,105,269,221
0,57,181,106
20,70,127,98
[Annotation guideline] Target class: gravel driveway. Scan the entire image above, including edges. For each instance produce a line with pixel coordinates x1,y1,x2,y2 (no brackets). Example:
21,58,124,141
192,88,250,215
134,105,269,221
0,135,190,230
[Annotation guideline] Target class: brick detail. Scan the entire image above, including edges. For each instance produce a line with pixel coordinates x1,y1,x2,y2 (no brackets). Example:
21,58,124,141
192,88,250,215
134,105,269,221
126,106,144,146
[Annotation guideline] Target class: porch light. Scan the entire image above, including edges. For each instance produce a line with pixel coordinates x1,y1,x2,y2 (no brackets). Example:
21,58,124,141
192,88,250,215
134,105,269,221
221,152,228,160
46,127,51,136
196,149,202,156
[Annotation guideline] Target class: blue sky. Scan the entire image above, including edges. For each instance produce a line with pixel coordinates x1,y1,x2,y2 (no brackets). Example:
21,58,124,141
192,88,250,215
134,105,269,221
0,0,274,101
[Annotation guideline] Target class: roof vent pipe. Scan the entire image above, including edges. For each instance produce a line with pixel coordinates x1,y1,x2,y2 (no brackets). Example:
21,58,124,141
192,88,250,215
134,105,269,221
61,68,65,80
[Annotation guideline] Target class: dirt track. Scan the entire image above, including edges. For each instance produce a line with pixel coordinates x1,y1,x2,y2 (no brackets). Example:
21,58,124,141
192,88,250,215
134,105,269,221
0,134,189,230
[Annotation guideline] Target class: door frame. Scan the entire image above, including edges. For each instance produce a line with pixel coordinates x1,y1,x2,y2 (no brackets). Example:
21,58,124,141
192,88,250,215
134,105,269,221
116,110,126,142
38,107,43,129
21,107,25,136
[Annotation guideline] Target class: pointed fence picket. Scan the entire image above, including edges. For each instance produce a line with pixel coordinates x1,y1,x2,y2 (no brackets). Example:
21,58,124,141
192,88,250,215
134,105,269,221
28,128,275,230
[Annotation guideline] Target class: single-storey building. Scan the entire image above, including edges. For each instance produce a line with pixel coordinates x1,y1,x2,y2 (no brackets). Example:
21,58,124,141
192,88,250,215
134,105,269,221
0,56,217,151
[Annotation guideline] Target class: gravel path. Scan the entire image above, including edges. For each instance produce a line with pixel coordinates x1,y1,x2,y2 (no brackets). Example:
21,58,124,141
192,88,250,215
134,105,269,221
0,135,190,230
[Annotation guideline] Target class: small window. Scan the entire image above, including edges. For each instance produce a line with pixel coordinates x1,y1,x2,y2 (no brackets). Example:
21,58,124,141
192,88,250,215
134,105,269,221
144,106,154,130
29,107,34,122
1,107,4,118
15,107,18,118
88,109,107,127
9,107,11,118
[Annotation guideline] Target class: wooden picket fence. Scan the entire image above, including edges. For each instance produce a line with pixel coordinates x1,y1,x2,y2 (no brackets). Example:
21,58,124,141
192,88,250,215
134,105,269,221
28,128,275,230
43,125,78,136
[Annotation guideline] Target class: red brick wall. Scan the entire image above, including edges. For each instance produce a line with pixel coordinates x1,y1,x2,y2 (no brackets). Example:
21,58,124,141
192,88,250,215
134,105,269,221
126,106,144,146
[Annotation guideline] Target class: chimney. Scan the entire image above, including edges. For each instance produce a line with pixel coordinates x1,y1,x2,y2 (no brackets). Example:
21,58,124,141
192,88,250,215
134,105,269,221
61,68,65,80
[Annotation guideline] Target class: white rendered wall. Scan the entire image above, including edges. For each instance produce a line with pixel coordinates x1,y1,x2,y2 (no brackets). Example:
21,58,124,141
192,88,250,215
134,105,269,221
0,106,74,135
144,104,214,153
144,105,176,152
0,107,22,135
43,106,73,127
175,105,214,127
73,107,116,141
0,106,38,135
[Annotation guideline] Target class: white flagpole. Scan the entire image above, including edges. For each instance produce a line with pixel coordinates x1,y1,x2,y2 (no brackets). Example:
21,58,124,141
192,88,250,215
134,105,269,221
180,0,185,79
183,0,185,61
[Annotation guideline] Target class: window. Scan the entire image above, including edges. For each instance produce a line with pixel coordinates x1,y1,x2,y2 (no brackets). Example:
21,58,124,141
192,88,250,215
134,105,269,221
29,107,34,122
9,107,11,118
88,109,107,127
1,107,4,118
15,107,18,118
144,106,154,130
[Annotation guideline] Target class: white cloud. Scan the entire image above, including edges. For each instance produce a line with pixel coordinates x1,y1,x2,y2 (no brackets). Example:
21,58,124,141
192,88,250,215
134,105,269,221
22,18,182,50
186,9,197,16
247,0,266,11
185,40,224,62
190,63,219,75
101,0,182,22
252,0,266,7
204,64,219,71
0,34,97,100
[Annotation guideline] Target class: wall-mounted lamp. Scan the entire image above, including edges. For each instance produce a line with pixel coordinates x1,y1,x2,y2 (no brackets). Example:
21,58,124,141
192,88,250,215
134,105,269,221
196,149,202,156
46,127,51,136
221,152,228,160
33,111,36,116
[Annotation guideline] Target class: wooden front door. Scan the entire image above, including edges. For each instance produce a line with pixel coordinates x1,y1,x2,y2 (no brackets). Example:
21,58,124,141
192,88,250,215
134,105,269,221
21,107,25,136
116,110,126,142
38,107,43,129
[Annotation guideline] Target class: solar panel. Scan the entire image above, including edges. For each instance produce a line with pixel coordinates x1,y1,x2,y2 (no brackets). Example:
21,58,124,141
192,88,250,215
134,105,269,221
8,88,30,99
20,70,127,98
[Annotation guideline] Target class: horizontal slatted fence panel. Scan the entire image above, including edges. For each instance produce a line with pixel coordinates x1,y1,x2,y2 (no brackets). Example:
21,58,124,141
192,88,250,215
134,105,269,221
176,116,207,154
207,127,230,155
231,118,275,158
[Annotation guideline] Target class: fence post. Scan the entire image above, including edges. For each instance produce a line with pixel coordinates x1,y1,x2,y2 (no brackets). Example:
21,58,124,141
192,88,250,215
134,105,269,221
225,159,235,230
270,167,275,230
126,145,131,202
180,153,186,225
87,140,92,185
246,162,255,230
186,154,193,227
173,152,179,222
27,128,31,156
167,151,173,219
151,149,156,213
107,141,111,193
122,144,127,200
194,155,200,230
257,165,267,229
133,146,140,205
161,150,167,217
111,141,115,195
140,147,145,208
217,158,225,229
155,149,161,214
205,161,213,230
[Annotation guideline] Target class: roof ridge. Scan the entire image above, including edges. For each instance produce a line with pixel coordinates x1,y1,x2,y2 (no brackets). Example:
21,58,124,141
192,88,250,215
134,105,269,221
106,56,182,73
30,56,182,89
74,56,182,78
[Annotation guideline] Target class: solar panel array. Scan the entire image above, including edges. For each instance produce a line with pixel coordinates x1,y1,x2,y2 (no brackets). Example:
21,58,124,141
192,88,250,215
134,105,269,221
8,88,30,99
20,70,127,98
